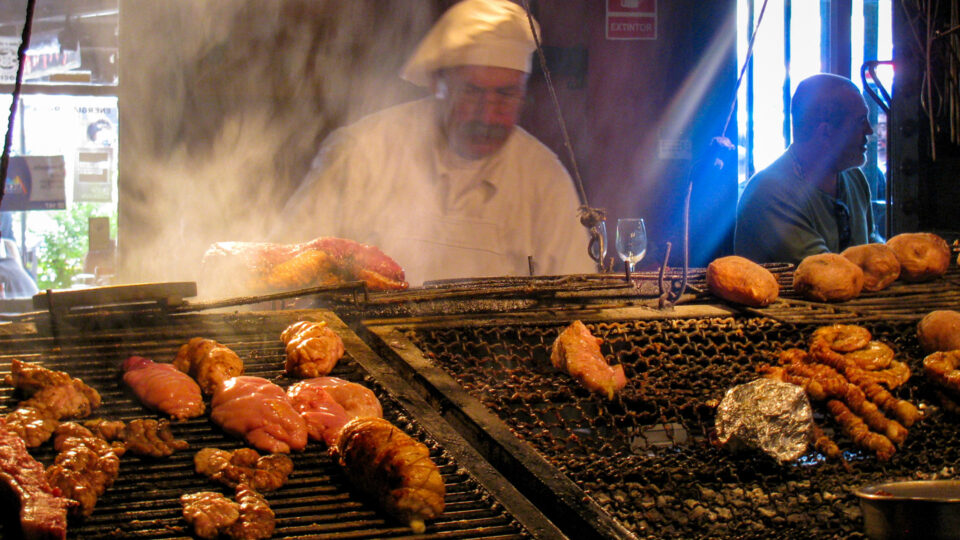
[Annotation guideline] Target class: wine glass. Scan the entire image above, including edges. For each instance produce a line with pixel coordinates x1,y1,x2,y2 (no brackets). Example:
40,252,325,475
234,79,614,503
587,220,607,271
616,218,647,273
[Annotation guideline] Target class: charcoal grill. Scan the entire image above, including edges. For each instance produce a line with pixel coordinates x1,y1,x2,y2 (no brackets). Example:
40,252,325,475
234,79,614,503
359,292,960,539
0,307,565,539
314,264,960,325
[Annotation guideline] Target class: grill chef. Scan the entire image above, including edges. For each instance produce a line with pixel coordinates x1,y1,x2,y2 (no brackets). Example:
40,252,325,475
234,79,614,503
275,0,594,285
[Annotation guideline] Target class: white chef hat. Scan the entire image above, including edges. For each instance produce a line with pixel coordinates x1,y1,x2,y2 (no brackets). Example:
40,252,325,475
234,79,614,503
401,0,540,87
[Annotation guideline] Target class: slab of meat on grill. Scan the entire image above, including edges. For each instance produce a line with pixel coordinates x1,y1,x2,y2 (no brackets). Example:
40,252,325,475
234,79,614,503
550,320,628,400
280,321,345,378
211,376,308,453
2,360,102,447
266,249,340,290
286,377,383,445
4,358,72,393
122,356,205,420
4,406,60,448
181,484,275,540
286,381,349,445
0,418,74,540
194,447,294,492
331,417,445,534
199,236,408,296
226,484,275,540
181,491,240,540
79,418,189,458
46,423,122,517
174,338,245,395
4,359,102,417
54,422,126,457
121,418,190,457
310,376,383,419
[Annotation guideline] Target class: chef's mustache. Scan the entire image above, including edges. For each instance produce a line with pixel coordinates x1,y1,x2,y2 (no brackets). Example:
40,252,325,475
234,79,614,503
461,122,510,140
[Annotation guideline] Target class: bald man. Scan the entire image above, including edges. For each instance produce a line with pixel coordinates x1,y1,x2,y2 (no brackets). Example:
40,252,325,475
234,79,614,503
276,0,593,285
734,73,884,264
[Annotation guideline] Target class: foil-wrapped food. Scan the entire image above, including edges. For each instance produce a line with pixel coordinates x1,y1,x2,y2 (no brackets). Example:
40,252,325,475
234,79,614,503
715,378,814,462
199,236,408,297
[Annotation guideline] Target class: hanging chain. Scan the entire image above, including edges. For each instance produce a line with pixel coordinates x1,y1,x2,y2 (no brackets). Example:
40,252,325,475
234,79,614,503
518,0,607,270
0,0,37,210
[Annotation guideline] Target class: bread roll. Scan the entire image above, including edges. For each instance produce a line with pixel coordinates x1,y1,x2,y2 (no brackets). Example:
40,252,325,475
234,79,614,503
917,310,960,353
706,256,779,307
793,253,864,302
840,243,901,292
886,232,950,282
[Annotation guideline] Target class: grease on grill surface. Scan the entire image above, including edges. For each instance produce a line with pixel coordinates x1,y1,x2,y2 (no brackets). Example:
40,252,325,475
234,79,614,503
402,317,960,539
0,323,531,540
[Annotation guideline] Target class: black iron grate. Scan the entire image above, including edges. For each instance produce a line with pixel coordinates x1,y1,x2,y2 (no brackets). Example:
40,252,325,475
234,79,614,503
0,312,533,540
401,316,960,539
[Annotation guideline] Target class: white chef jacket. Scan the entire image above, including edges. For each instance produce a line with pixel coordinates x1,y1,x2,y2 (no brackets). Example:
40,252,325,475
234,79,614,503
277,98,595,285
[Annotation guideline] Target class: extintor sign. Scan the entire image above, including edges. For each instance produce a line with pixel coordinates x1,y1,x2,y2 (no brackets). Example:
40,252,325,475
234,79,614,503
606,0,657,41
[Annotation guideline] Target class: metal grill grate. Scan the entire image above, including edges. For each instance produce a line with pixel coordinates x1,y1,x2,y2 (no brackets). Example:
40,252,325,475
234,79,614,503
0,311,542,540
397,316,960,539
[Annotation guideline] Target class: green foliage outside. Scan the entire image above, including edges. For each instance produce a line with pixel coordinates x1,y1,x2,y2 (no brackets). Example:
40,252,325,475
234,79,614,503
35,203,117,290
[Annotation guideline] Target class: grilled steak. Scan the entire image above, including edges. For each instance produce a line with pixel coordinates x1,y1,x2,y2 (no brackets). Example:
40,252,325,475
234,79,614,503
0,419,74,539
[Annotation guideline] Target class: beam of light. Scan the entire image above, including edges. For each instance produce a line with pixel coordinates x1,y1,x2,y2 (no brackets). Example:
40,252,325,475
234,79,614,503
622,9,740,266
633,9,737,187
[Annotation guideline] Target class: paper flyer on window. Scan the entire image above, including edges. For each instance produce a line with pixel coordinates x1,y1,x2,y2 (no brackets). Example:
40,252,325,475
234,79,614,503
2,155,67,211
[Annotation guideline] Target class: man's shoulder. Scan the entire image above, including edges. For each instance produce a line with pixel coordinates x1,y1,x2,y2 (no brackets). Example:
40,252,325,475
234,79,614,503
740,155,800,201
501,126,567,171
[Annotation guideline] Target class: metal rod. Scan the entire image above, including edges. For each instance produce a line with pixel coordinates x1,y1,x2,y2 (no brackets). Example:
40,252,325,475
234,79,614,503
0,0,37,209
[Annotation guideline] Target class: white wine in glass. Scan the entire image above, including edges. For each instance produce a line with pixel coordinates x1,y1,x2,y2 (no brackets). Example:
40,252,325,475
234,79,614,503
616,218,647,273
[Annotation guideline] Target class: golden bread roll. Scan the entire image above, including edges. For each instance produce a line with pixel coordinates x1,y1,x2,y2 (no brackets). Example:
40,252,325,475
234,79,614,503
886,232,950,282
840,243,901,292
793,253,864,302
917,310,960,353
706,256,779,307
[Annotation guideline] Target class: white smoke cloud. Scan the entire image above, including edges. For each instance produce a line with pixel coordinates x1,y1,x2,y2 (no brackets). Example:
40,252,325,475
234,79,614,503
117,0,434,288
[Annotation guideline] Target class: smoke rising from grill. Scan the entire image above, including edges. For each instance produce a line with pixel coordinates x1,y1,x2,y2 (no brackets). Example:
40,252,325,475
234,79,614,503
118,1,435,288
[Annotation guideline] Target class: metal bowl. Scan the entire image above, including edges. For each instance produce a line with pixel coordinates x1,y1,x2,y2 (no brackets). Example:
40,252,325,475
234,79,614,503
855,480,960,540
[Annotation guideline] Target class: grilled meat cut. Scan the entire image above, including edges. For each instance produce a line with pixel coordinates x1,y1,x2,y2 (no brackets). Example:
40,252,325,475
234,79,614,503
4,359,72,394
46,423,122,517
286,382,349,445
280,321,345,378
3,360,101,447
226,484,275,540
181,484,274,540
181,491,240,539
266,249,339,290
287,377,383,445
199,236,408,297
81,418,126,440
120,418,189,457
331,417,445,533
0,418,74,540
53,423,126,457
4,406,59,448
211,376,308,453
550,321,628,399
5,360,101,411
309,377,383,420
77,418,188,458
122,356,205,420
28,381,101,420
174,338,245,395
194,447,293,492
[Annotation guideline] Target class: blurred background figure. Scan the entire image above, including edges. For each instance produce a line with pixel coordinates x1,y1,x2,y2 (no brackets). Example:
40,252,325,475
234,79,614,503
0,238,38,299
